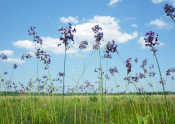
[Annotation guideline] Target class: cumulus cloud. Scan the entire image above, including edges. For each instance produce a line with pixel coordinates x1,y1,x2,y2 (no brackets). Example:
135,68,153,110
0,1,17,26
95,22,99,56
152,0,163,3
0,50,14,56
138,36,164,49
108,0,121,6
13,16,138,55
147,19,173,29
131,24,138,28
60,16,79,24
13,40,35,50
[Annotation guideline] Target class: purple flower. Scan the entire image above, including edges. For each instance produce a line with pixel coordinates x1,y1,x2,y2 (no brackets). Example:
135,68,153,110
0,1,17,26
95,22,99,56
79,41,88,49
13,64,18,69
109,66,118,76
104,40,117,59
0,53,7,60
144,31,159,54
59,72,64,77
4,72,7,75
58,23,76,50
126,58,132,75
92,25,103,50
135,58,138,63
149,71,156,77
164,4,175,17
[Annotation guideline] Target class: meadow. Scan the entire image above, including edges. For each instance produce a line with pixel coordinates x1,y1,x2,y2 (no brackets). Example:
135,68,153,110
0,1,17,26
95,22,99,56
0,3,175,124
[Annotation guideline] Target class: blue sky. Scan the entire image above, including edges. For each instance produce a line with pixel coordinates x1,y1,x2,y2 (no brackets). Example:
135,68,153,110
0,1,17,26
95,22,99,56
0,0,175,93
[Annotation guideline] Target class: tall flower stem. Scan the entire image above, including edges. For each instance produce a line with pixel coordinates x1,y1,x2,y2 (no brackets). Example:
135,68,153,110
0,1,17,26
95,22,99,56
62,44,67,124
170,15,175,23
154,52,168,115
99,46,104,124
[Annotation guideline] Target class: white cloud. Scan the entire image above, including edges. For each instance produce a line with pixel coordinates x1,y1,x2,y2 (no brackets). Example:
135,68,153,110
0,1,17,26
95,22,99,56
0,50,14,56
131,24,138,28
152,0,163,3
138,36,164,49
147,19,173,29
108,0,121,6
13,16,138,55
74,16,138,52
13,40,35,50
60,16,79,24
4,58,25,64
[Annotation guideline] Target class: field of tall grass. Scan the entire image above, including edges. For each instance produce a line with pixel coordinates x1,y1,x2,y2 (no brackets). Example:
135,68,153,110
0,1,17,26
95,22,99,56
0,3,175,124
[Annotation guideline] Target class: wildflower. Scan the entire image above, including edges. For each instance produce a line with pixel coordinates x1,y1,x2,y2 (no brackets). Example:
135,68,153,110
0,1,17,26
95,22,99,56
139,73,146,79
109,66,118,76
166,69,171,76
58,23,76,50
135,58,138,63
138,87,144,93
4,72,7,75
104,40,118,59
79,41,88,49
140,59,147,69
105,74,110,80
20,89,23,95
149,71,156,77
0,53,7,60
40,104,47,108
59,72,64,77
144,31,159,55
13,64,18,69
126,58,132,75
92,25,103,50
164,4,175,17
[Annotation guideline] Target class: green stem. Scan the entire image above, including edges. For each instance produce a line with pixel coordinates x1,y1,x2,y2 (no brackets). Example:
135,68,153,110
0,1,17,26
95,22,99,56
62,44,67,124
154,53,168,116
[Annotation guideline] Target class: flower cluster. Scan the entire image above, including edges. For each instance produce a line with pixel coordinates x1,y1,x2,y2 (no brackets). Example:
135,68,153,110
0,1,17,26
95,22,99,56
126,58,132,75
165,68,175,80
58,23,76,50
13,64,18,69
92,25,103,50
109,66,118,76
164,4,175,18
35,48,51,69
79,41,88,49
21,53,32,60
28,26,51,69
104,40,117,59
144,31,159,54
28,26,43,45
0,53,7,60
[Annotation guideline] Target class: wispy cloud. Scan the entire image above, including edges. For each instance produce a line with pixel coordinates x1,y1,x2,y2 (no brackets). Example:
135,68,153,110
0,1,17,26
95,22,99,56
13,40,35,50
147,19,173,29
131,24,138,28
0,50,14,56
152,0,163,4
108,0,121,6
60,16,79,24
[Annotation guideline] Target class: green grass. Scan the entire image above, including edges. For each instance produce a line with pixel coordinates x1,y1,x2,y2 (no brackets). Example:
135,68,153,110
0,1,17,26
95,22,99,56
0,95,175,124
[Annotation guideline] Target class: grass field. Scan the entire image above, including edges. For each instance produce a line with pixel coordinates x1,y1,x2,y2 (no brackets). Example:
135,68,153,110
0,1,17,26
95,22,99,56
0,95,175,124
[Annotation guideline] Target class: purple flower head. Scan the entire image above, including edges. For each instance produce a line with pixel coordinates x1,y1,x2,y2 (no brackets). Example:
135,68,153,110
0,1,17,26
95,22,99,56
135,58,138,63
25,53,32,59
28,26,43,45
0,53,7,60
144,31,159,54
140,59,147,69
164,4,175,17
13,64,18,69
149,71,156,77
109,66,118,76
4,72,8,75
59,72,64,77
79,41,88,49
104,40,117,59
58,23,76,50
138,87,144,93
166,69,171,76
92,25,103,50
149,64,154,69
126,58,132,75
